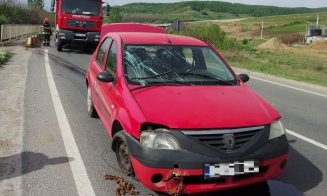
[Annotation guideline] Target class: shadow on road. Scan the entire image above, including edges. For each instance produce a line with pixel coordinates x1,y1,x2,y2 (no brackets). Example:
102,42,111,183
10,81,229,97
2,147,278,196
276,144,323,192
0,151,72,181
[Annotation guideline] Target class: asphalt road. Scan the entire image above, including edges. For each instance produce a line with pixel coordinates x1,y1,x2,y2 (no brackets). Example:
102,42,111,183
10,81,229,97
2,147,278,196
17,41,327,196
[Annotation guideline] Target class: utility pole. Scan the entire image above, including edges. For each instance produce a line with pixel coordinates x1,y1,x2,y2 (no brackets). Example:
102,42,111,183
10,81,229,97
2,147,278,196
316,14,319,27
261,18,264,40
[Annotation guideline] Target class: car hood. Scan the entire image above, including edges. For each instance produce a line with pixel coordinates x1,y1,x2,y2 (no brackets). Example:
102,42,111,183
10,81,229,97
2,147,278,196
131,85,280,129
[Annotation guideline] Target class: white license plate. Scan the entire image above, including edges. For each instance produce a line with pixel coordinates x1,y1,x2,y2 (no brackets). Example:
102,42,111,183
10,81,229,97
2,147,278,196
75,33,86,37
204,161,259,178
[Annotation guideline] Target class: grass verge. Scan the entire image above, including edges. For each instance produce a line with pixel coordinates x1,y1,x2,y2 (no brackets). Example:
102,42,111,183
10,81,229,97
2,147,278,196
0,49,12,66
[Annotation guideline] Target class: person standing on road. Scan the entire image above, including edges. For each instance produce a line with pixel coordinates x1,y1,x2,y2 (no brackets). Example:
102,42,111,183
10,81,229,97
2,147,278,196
41,17,52,46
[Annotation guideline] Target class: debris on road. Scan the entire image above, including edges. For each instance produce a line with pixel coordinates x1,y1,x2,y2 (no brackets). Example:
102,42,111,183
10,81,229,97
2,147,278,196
104,174,139,196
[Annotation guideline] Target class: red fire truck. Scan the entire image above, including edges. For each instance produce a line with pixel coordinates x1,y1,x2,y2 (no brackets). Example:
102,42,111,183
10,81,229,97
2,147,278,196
50,0,109,52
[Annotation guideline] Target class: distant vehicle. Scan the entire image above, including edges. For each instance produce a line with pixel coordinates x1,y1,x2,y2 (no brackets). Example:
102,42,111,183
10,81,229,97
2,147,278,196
86,23,289,195
50,0,110,52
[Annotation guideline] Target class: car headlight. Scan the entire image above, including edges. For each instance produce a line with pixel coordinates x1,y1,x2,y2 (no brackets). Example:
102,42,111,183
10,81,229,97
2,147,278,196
140,129,181,150
269,119,286,140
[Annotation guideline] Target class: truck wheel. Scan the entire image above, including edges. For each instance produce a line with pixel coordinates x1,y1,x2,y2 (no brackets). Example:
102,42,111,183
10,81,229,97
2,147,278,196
57,40,63,51
87,87,98,117
114,131,134,175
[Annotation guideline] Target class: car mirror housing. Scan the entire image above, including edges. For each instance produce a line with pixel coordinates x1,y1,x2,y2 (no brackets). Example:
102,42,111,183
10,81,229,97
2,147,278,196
238,74,250,83
97,72,115,83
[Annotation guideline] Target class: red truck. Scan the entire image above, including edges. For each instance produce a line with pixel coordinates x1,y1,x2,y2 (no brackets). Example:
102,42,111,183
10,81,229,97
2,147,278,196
50,0,110,52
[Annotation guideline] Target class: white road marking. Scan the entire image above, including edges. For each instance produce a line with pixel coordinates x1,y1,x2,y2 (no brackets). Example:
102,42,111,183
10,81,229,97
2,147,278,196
44,49,96,196
251,76,327,98
286,129,327,151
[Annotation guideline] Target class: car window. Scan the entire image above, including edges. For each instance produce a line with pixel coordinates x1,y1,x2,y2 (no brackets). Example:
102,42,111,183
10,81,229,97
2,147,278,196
202,48,234,80
96,38,111,66
105,41,118,75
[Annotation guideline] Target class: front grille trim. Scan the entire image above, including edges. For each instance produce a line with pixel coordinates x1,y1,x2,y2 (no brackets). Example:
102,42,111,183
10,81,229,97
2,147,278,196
66,20,95,28
182,126,264,136
182,126,265,152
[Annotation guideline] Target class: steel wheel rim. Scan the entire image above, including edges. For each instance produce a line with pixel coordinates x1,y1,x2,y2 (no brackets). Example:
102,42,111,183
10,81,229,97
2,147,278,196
117,141,132,173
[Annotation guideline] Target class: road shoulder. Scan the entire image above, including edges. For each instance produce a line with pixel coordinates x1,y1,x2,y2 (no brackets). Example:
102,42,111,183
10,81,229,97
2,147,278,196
0,44,31,195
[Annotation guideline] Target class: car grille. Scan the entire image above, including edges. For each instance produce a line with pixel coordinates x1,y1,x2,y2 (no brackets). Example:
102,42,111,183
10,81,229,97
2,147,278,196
67,20,95,28
182,126,264,152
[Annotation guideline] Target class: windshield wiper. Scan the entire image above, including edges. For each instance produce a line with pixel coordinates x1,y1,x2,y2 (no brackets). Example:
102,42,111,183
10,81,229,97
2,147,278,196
129,70,174,80
179,72,235,86
82,12,96,16
130,80,191,92
128,70,191,91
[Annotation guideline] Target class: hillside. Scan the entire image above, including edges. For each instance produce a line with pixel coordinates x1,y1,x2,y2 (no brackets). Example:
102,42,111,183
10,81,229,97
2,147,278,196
121,1,327,23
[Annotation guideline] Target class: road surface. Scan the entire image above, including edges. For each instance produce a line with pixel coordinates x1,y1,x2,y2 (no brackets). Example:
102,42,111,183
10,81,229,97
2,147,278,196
1,41,327,196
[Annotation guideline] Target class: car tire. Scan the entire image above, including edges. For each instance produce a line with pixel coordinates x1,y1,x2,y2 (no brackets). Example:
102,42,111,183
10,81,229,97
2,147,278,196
57,40,63,52
114,131,134,176
87,86,98,118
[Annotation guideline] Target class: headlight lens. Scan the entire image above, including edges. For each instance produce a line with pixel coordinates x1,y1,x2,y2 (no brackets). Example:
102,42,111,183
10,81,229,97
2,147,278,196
140,129,181,150
269,119,286,140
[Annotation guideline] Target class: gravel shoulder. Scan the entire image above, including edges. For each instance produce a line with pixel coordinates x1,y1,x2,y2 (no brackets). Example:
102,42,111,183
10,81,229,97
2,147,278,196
0,43,31,196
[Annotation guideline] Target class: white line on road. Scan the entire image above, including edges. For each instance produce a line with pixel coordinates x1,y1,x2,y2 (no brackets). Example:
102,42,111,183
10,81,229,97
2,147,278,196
286,129,327,151
251,76,327,98
44,49,96,196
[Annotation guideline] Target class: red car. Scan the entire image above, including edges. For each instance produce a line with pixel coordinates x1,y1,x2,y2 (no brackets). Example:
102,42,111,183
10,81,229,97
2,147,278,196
86,23,288,195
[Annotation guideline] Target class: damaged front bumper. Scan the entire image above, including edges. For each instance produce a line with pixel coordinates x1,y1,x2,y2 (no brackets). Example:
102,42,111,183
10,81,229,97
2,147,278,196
125,128,288,194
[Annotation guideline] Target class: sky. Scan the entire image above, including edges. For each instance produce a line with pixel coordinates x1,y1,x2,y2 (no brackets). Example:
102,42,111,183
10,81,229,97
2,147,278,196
39,0,327,11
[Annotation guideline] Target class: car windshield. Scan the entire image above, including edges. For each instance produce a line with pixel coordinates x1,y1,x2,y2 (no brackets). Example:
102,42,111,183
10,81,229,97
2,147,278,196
62,0,101,16
123,45,238,86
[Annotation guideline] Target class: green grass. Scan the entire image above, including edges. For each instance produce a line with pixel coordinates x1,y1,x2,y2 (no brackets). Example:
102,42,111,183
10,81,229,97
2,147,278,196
0,49,11,66
120,2,327,23
239,12,327,32
227,48,327,86
269,23,306,32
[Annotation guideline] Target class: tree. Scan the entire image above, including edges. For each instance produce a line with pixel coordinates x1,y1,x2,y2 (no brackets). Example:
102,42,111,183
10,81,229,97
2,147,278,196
109,6,123,23
28,0,44,9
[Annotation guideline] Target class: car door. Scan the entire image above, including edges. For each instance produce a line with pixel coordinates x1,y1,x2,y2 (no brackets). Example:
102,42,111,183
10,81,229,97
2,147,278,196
89,37,111,116
97,40,118,131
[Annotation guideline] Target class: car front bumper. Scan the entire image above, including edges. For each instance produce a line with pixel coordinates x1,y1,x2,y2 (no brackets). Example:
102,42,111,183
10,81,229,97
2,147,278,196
125,131,288,194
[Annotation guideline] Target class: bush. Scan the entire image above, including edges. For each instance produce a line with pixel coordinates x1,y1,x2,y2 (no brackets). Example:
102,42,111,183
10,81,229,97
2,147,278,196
175,23,240,50
0,49,11,65
0,4,48,25
242,39,249,45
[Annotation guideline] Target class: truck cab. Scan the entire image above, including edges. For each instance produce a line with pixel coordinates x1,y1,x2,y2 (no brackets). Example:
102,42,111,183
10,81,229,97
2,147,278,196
51,0,110,52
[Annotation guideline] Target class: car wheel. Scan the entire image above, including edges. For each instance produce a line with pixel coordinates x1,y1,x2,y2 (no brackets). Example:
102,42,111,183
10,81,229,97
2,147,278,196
87,87,98,118
114,131,134,175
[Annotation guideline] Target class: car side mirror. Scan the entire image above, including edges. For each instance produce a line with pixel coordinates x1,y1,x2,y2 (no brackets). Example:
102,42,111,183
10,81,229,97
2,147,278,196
238,74,250,83
97,72,115,83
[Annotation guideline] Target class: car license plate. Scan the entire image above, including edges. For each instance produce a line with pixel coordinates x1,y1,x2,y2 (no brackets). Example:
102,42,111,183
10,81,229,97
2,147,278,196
75,33,86,37
204,161,259,178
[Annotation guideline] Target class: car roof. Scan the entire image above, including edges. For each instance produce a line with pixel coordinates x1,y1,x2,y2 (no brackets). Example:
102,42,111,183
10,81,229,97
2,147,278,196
107,32,208,46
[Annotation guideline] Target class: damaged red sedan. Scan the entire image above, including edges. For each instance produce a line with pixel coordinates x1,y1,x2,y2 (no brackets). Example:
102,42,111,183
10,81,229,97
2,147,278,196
86,23,288,195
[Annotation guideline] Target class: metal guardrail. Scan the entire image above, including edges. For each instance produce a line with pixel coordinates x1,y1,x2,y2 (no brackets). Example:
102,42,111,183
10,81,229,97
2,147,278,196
0,24,40,43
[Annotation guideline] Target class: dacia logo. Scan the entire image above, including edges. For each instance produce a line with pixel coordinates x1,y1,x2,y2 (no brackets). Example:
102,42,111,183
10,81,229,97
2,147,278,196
223,134,235,150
